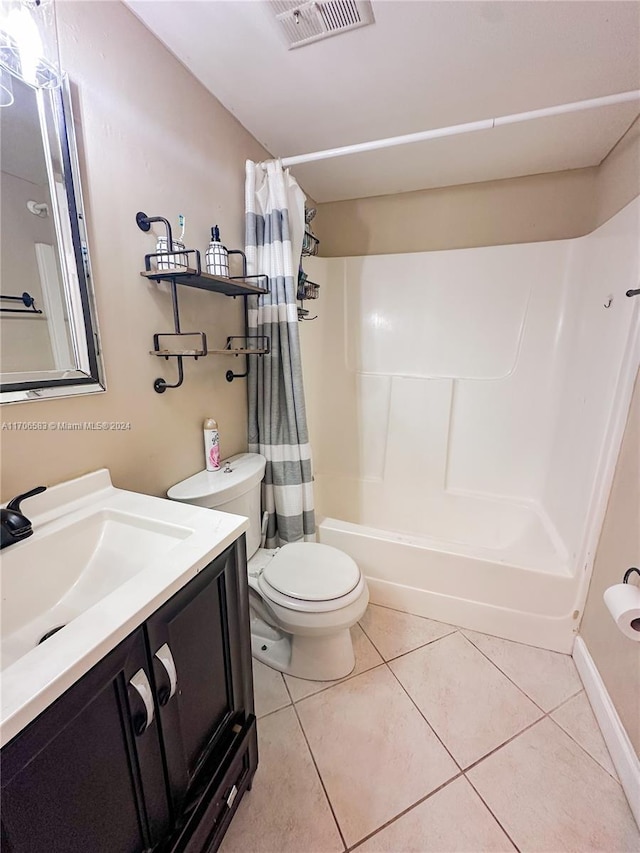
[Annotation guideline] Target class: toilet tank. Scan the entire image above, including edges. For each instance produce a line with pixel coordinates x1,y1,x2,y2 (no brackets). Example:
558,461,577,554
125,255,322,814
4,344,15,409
167,453,266,558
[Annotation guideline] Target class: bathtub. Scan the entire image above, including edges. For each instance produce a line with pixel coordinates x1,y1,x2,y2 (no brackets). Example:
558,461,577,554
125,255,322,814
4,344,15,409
318,516,580,653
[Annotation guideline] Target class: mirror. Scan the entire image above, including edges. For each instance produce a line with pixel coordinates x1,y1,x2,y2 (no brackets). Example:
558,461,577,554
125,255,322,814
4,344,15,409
0,74,104,404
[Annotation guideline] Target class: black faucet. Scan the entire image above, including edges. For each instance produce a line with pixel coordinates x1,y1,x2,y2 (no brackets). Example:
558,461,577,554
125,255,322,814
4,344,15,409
1,486,47,549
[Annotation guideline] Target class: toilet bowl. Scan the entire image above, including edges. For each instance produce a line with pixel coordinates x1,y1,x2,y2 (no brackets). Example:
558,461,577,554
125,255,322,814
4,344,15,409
168,453,369,680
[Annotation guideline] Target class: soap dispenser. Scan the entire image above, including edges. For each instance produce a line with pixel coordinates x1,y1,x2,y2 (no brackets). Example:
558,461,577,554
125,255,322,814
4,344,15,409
156,214,187,270
205,225,229,277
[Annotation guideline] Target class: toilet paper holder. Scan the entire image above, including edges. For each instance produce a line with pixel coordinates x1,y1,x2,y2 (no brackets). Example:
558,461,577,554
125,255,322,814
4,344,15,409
622,567,640,584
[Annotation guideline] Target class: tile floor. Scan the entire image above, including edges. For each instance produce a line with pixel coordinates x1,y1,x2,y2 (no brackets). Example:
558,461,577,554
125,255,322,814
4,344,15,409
220,604,639,853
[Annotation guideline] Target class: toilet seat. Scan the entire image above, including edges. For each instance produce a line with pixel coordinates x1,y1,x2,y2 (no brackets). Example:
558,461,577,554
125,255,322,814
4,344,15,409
257,542,365,613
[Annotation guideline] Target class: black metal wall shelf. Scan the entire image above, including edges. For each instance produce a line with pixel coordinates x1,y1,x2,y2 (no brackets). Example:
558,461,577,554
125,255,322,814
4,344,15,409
136,211,269,393
298,207,320,320
140,268,268,297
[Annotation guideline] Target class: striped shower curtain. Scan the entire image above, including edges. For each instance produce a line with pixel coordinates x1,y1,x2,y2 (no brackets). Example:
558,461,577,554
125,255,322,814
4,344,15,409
245,159,316,547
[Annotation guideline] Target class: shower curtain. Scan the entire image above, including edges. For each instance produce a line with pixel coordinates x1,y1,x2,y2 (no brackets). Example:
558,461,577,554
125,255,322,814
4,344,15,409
245,159,315,547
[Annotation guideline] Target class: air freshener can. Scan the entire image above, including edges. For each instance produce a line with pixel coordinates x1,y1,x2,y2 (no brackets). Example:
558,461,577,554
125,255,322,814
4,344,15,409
203,418,221,471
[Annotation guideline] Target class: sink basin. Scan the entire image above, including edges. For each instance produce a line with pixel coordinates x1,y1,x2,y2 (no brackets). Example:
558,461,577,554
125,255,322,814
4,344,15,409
0,469,249,747
1,509,191,671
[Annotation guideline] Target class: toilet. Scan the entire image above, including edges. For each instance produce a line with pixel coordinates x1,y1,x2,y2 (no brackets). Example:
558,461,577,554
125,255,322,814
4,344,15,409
168,453,369,681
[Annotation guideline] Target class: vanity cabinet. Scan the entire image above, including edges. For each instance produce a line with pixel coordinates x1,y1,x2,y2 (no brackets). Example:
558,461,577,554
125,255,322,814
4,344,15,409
0,538,257,853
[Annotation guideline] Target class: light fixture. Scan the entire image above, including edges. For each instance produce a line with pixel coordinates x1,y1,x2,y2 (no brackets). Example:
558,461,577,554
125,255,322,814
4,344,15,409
0,0,61,89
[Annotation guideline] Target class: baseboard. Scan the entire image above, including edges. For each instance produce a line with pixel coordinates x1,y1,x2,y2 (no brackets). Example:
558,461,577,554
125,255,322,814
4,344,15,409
573,636,640,829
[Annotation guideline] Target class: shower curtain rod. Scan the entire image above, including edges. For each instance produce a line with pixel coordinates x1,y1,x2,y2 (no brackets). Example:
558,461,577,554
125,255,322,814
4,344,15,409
280,90,640,167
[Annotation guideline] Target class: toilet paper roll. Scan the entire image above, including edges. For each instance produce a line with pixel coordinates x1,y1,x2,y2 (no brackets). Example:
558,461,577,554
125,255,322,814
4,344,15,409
604,583,640,641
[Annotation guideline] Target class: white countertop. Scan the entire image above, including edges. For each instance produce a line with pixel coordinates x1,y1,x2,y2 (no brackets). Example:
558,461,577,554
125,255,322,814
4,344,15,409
0,469,248,748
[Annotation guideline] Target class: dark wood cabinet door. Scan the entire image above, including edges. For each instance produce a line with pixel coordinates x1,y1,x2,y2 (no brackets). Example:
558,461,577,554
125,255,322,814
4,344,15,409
146,542,250,816
1,628,171,853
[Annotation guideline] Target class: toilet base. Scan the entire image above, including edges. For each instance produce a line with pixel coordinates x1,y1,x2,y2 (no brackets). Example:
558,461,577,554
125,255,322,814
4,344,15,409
250,614,356,681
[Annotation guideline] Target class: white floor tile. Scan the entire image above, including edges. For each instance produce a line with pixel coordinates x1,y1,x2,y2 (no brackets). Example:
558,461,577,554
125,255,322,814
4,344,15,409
354,776,515,852
218,707,343,853
551,690,618,778
284,624,383,702
463,628,582,711
252,659,291,718
359,604,455,661
296,666,458,847
467,717,640,853
390,632,542,768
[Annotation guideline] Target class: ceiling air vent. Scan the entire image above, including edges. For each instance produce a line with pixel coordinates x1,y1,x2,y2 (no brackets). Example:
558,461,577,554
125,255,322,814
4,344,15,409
270,1,375,49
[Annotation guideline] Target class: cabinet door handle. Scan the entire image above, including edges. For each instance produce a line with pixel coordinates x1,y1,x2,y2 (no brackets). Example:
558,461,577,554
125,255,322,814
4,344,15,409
154,643,178,704
129,668,155,735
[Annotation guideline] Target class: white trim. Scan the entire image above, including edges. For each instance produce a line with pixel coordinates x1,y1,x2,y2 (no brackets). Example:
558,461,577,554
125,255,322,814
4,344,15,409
573,636,640,829
573,299,640,623
281,90,640,167
35,242,73,370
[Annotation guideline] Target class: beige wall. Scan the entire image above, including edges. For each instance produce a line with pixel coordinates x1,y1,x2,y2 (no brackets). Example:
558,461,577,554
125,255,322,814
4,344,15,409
314,116,640,258
0,1,268,502
314,168,597,257
595,117,640,228
580,371,640,753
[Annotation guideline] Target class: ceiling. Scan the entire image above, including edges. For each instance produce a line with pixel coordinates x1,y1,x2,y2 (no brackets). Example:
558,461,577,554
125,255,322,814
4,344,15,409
127,1,640,202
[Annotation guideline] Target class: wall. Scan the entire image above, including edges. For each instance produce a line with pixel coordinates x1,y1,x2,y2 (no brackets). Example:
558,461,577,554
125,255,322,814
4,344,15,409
313,168,597,257
0,1,268,502
313,115,640,258
580,371,640,753
595,117,640,228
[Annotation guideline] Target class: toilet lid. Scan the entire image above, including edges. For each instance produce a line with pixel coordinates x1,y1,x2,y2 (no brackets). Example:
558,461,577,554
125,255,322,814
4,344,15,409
262,543,361,601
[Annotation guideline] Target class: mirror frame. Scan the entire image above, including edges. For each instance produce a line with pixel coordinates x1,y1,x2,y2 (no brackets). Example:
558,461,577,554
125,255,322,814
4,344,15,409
0,75,105,404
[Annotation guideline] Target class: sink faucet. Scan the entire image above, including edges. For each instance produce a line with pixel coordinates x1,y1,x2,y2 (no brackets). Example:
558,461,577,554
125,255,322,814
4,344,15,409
1,486,47,549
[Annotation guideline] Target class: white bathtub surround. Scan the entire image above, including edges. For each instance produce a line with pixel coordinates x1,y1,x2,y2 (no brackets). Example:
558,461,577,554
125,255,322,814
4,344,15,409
223,604,637,852
302,197,640,652
319,517,577,651
573,636,640,829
